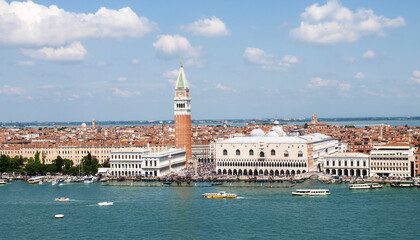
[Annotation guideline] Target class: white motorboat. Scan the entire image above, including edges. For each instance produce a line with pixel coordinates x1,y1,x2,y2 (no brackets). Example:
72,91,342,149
0,179,7,184
98,202,114,206
54,214,64,219
292,189,330,196
84,177,94,184
55,197,70,202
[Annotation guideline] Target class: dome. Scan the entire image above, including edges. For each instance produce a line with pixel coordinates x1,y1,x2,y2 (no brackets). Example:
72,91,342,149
250,128,265,137
81,122,87,127
266,131,279,137
273,120,280,126
272,126,286,137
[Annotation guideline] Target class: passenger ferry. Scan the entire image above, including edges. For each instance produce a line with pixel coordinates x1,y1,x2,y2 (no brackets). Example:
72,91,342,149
349,183,383,190
391,181,414,188
202,191,237,199
292,189,330,196
27,176,44,184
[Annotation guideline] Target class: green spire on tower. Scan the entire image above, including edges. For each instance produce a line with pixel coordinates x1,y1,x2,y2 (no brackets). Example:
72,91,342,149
176,61,189,89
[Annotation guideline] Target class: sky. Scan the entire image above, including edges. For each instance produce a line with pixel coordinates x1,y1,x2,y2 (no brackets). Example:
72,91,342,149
0,0,419,122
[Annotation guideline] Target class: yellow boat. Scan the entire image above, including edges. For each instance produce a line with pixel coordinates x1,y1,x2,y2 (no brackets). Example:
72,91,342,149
202,191,237,199
28,176,44,184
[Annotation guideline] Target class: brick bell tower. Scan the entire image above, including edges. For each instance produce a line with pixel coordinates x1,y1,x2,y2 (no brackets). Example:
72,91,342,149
174,62,192,166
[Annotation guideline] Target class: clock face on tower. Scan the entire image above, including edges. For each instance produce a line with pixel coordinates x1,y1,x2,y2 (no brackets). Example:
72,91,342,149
178,92,183,97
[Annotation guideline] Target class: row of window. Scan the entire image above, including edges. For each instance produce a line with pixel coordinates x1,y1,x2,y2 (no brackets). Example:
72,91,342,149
223,149,303,158
371,157,409,160
217,161,307,168
111,161,157,168
371,168,408,171
371,162,408,166
326,161,367,167
111,154,142,160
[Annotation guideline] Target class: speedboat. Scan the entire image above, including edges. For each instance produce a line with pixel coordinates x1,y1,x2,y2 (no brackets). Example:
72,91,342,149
202,191,237,199
98,202,114,206
0,179,7,185
349,183,383,190
292,189,330,196
55,197,70,202
28,176,44,184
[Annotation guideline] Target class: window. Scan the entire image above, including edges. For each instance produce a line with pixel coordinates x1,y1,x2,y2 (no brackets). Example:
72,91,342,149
260,152,265,158
298,151,303,157
223,149,228,156
284,151,289,157
271,149,276,156
249,149,254,156
236,149,241,156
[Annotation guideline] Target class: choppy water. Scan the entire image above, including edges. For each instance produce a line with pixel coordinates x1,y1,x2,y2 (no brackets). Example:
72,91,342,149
1,181,419,239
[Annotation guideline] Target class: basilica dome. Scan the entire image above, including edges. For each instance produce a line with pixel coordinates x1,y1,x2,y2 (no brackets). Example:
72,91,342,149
250,128,265,137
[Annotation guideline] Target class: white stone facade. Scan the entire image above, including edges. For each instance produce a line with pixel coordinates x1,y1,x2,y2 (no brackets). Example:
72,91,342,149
369,145,416,177
323,152,369,177
109,147,186,177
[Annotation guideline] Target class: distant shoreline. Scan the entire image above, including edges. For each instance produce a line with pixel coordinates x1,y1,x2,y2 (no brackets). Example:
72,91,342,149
2,116,420,128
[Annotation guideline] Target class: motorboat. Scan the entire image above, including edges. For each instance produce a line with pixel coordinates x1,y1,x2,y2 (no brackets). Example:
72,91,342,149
84,177,94,184
292,189,330,196
54,214,64,219
202,191,237,199
349,183,383,190
28,176,44,184
210,182,223,186
55,197,70,202
98,202,114,206
0,179,7,185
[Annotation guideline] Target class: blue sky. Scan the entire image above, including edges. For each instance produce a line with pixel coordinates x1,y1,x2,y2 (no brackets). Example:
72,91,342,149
0,0,419,122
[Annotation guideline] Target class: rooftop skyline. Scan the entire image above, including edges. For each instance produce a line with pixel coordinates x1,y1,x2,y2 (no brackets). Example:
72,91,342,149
1,0,419,122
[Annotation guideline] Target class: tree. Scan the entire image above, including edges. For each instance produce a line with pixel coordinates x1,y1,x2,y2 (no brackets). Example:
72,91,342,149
54,156,64,172
101,158,110,168
81,152,100,175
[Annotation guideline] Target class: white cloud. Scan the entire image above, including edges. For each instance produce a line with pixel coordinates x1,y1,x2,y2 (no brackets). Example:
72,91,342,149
339,83,352,91
21,41,87,62
117,77,127,82
153,34,202,59
112,88,141,97
355,72,365,79
0,0,157,46
362,50,376,58
307,77,336,88
215,83,233,91
411,70,420,84
163,69,180,86
132,59,139,64
291,0,405,44
37,85,55,89
344,57,355,63
17,60,35,66
184,16,229,37
24,96,32,100
0,85,24,95
243,47,299,71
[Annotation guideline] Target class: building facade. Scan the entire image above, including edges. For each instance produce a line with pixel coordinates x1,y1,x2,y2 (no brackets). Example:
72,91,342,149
214,124,338,176
174,63,192,166
369,144,416,177
323,152,370,177
109,147,186,177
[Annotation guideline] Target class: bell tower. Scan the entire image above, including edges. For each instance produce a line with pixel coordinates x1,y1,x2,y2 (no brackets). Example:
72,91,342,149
174,62,192,166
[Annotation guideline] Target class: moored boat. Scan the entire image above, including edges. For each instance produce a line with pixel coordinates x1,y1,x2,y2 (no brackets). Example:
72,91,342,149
292,189,330,196
202,191,237,199
28,176,44,184
0,179,7,184
349,183,383,190
391,181,414,188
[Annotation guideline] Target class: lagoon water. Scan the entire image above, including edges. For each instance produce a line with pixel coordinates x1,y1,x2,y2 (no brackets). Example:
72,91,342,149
1,181,419,239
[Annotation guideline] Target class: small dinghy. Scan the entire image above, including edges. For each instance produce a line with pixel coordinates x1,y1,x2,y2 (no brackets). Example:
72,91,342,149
98,202,113,206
